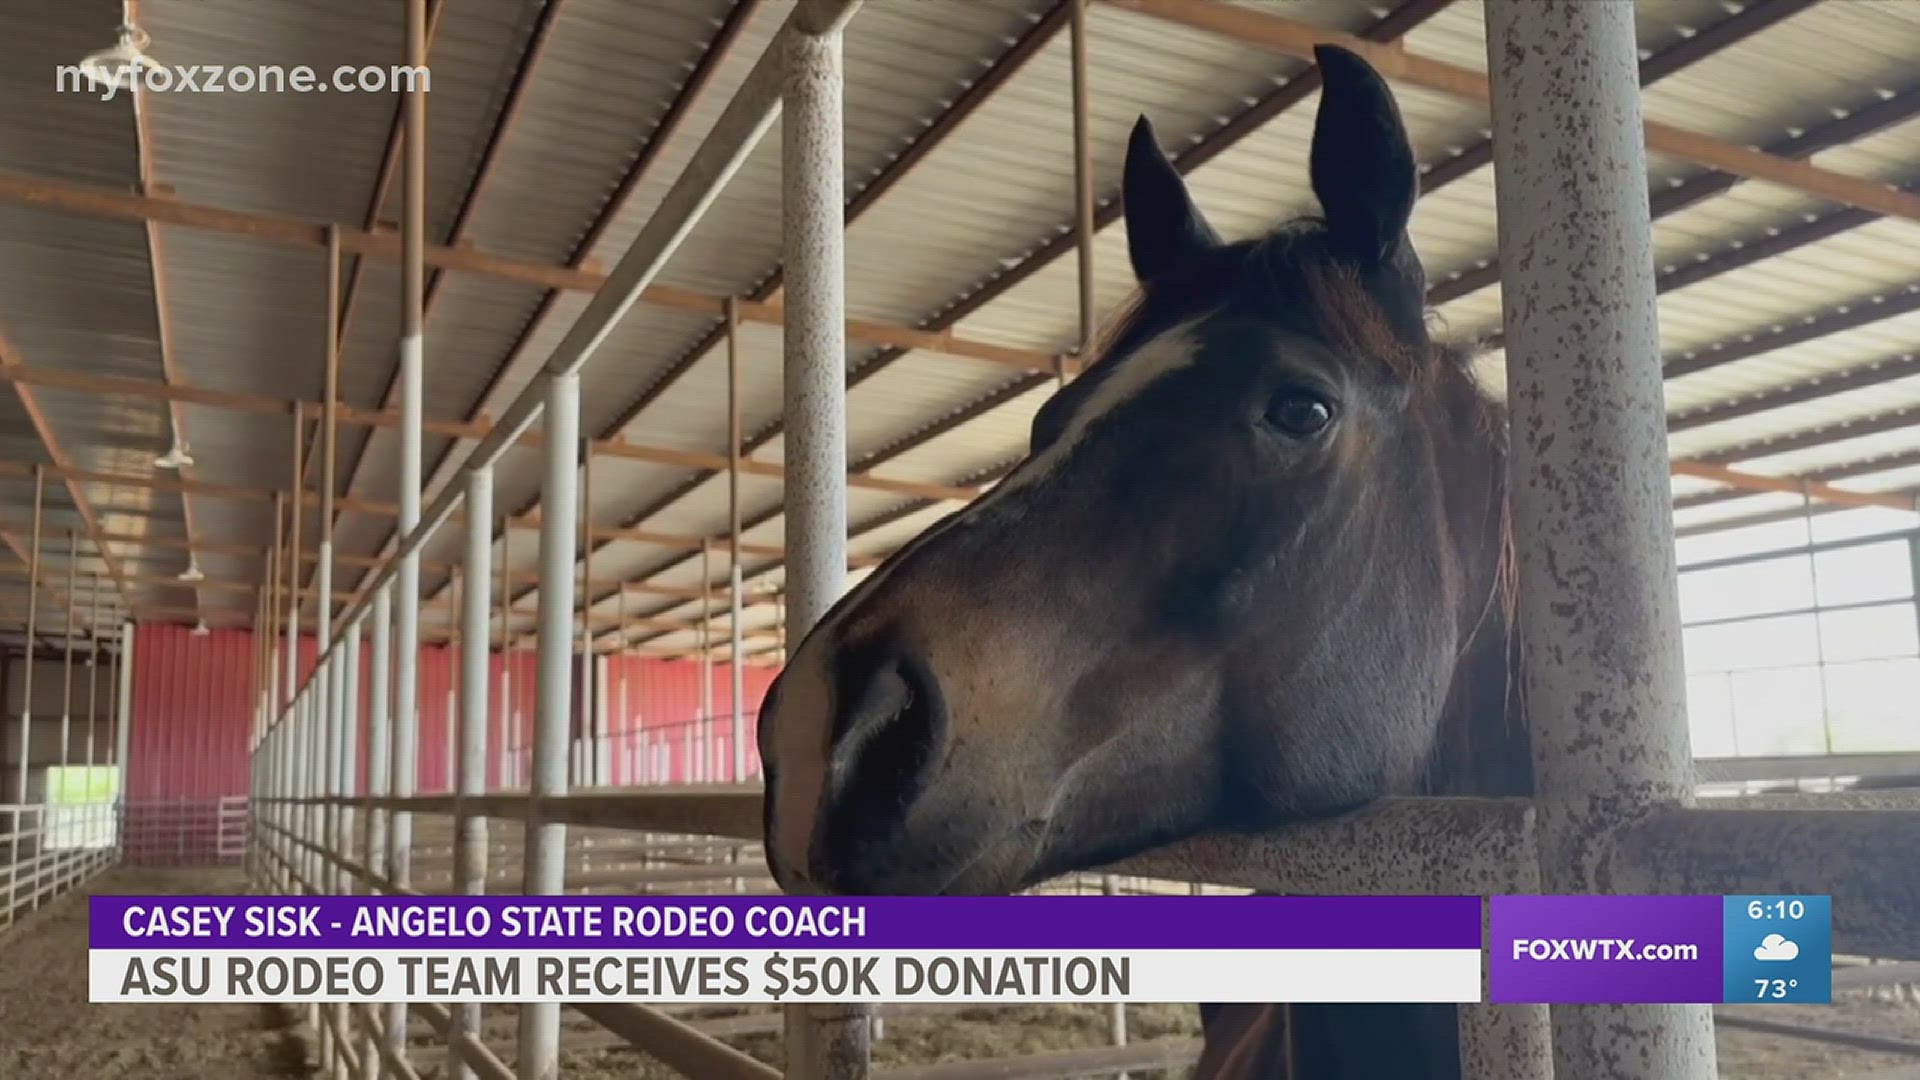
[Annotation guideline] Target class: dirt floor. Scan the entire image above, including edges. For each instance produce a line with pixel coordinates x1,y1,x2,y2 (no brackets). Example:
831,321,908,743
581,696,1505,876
0,867,309,1079
4,867,1918,1078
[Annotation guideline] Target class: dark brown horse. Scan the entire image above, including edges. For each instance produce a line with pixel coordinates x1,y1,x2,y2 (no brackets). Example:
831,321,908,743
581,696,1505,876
759,45,1531,1078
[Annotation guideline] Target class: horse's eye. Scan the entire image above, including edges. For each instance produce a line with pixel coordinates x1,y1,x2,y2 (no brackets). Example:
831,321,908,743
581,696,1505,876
1264,390,1335,438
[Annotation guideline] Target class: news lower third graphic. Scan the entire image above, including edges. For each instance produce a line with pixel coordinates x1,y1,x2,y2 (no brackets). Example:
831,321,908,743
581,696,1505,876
87,895,1484,1004
1488,894,1832,1005
87,894,1832,1006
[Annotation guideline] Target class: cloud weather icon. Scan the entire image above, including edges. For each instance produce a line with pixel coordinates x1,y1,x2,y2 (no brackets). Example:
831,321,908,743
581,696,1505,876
1754,934,1800,961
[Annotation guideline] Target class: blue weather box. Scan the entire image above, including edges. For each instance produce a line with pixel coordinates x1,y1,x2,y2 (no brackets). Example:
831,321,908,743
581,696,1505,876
1723,895,1831,1004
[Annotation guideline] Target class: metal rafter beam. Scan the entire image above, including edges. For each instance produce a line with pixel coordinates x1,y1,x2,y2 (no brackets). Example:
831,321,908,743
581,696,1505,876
618,0,1815,643
600,0,1463,645
0,364,973,504
64,528,748,605
1431,83,1920,308
1671,349,1920,436
1676,445,1920,513
797,0,1822,422
354,0,773,599
0,172,1054,375
1106,0,1920,222
598,0,1076,441
1695,403,1920,467
1673,488,1920,540
322,0,570,584
437,0,1077,623
0,459,885,569
0,328,137,614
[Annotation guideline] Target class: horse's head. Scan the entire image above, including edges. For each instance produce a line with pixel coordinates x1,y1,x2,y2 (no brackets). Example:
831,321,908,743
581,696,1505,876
760,46,1512,896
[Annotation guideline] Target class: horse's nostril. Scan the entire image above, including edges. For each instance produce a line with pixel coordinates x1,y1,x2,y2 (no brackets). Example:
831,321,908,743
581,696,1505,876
821,644,947,860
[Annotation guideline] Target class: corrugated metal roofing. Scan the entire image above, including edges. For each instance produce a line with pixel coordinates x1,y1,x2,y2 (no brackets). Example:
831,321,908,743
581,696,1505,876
4,0,1920,662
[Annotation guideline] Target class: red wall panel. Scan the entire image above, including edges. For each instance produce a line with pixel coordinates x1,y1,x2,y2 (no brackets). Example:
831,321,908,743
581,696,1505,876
603,655,778,784
129,624,784,802
128,624,258,801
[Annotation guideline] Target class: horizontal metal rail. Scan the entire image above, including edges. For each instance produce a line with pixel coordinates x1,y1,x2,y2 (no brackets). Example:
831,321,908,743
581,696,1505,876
1835,961,1920,990
875,1038,1205,1080
574,1001,782,1080
1712,1014,1920,1058
254,819,780,1078
262,789,1920,958
416,1003,519,1080
1,801,119,931
1696,753,1920,784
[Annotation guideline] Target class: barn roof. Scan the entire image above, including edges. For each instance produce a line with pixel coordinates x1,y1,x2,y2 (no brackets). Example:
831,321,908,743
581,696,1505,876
3,0,1919,659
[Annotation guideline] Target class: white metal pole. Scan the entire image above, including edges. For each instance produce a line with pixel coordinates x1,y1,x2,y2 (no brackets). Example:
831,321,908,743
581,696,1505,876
519,370,580,1079
57,530,75,844
12,468,43,892
361,585,390,1080
385,0,428,1065
339,618,359,889
497,529,511,791
450,466,493,1080
782,10,867,1077
84,580,98,854
1484,2,1716,1076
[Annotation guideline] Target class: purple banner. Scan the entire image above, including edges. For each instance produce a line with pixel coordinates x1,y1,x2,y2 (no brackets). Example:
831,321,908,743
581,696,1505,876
1489,895,1724,1004
92,895,1480,951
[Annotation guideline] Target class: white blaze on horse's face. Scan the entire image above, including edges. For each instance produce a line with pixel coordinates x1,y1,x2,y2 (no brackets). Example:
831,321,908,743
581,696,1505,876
993,324,1206,499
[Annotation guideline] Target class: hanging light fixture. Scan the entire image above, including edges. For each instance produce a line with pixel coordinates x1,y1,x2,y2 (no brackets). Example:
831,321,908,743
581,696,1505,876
176,556,204,583
77,4,160,94
154,437,193,469
190,618,210,637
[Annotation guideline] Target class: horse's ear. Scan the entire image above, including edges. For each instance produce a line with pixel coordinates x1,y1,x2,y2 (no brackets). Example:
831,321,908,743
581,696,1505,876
1124,115,1220,283
1309,45,1418,266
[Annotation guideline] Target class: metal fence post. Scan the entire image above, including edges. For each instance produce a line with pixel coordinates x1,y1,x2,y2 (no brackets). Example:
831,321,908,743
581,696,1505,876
1484,1,1718,1076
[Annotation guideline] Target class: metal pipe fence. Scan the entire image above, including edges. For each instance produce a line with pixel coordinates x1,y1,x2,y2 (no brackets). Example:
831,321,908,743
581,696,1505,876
120,795,249,866
0,802,118,932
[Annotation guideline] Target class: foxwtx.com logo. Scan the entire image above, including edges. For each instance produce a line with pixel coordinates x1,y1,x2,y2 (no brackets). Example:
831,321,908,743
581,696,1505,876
1511,938,1701,962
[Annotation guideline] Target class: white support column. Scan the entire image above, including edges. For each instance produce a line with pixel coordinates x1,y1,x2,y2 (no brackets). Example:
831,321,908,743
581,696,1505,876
782,10,867,1078
339,619,360,886
56,530,75,847
594,654,610,787
115,622,133,857
1484,2,1717,1077
361,586,391,1080
83,583,98,855
449,467,493,1080
11,471,42,894
519,370,580,1080
386,0,427,1065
